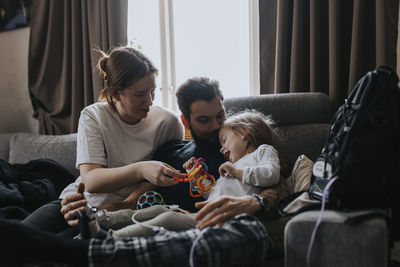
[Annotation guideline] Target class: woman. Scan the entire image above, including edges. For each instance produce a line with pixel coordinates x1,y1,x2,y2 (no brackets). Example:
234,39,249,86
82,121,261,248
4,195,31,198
22,46,185,234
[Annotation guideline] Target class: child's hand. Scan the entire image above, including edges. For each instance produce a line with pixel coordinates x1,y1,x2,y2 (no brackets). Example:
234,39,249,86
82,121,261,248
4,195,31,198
219,162,243,179
183,157,197,173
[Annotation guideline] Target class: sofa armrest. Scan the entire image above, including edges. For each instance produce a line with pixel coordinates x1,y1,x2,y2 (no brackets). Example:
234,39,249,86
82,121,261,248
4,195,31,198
284,210,389,267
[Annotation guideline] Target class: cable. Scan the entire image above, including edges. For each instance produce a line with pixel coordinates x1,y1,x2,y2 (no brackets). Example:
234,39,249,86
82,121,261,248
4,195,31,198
189,227,209,267
306,176,339,267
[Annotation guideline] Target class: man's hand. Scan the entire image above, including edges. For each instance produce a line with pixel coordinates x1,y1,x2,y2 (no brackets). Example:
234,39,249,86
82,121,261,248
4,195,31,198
194,195,261,229
60,183,87,226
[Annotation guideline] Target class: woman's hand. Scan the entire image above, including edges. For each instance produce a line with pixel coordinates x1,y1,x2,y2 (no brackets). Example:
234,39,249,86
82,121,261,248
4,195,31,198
218,162,244,179
139,161,183,186
194,195,261,229
60,183,87,226
80,161,183,194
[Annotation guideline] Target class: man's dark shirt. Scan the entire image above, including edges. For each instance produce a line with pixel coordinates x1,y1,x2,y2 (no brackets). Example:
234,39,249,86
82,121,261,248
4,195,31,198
153,139,227,212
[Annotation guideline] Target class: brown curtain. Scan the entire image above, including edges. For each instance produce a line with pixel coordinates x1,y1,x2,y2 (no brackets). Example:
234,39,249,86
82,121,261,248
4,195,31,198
28,0,128,134
260,0,399,111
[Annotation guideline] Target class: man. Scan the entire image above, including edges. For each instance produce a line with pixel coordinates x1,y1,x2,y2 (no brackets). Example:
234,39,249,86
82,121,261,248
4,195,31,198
155,77,227,211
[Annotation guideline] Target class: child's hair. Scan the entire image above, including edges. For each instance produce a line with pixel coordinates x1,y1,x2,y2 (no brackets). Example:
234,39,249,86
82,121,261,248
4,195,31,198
96,46,158,112
222,110,276,149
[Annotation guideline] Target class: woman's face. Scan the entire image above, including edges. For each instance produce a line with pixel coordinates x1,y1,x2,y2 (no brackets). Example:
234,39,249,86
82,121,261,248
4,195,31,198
115,73,156,125
219,126,249,163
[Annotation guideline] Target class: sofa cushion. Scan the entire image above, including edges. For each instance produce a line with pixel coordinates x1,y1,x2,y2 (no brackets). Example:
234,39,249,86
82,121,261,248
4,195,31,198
8,133,78,177
0,133,13,162
259,154,313,215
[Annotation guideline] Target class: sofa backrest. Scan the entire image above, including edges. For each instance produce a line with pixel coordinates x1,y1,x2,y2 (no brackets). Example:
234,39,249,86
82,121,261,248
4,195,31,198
0,132,78,177
223,92,330,175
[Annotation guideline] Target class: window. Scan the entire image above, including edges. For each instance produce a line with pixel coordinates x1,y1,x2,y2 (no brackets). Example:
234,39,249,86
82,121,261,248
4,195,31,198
128,0,259,110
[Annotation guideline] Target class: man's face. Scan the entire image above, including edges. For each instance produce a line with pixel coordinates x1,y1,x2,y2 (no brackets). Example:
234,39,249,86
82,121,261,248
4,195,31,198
188,96,226,142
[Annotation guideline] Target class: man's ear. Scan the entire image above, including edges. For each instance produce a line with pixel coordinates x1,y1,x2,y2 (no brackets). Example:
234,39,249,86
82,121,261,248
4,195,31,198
180,114,190,128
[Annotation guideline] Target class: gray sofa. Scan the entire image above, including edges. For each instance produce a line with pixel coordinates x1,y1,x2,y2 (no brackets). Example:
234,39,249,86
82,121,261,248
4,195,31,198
0,92,394,266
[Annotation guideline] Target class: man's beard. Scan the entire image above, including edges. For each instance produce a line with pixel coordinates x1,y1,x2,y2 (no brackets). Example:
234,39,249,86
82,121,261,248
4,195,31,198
190,129,220,147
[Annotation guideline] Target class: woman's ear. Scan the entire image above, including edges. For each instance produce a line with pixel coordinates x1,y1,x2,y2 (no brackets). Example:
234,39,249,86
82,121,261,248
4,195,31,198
180,114,190,128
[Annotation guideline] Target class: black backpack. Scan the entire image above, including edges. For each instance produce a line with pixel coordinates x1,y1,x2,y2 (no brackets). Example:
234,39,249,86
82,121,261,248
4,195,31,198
309,67,400,242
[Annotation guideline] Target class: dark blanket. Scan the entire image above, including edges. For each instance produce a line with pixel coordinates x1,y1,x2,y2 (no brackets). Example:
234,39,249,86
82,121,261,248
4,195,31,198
0,158,76,220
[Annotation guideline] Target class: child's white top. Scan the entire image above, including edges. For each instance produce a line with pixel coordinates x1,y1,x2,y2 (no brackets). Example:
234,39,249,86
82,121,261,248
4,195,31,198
207,144,280,201
60,102,183,206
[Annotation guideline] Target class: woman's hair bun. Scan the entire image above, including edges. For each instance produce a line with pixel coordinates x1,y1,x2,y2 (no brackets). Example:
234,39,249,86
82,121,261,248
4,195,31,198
98,56,109,73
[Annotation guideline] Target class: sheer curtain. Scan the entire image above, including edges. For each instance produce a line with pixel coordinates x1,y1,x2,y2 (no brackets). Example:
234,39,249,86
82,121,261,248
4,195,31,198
260,0,398,111
28,0,128,134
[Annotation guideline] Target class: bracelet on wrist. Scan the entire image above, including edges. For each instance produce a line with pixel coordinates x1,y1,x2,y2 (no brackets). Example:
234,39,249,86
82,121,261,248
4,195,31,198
252,194,266,215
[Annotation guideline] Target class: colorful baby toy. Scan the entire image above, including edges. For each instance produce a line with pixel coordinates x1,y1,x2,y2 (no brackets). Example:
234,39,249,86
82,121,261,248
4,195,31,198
137,191,165,209
173,157,216,197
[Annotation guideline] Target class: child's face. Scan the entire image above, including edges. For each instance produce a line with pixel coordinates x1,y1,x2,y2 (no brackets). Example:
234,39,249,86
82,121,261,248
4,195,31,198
219,127,249,163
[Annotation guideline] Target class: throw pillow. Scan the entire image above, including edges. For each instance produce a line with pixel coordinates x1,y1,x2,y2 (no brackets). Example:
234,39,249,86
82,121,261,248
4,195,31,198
259,154,314,215
290,154,313,193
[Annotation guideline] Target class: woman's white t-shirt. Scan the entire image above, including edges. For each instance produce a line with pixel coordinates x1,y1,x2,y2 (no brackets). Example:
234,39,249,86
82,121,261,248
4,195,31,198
60,102,183,206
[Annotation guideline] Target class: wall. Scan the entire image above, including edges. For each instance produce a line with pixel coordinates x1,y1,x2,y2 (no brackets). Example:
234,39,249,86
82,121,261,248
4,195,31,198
0,27,37,133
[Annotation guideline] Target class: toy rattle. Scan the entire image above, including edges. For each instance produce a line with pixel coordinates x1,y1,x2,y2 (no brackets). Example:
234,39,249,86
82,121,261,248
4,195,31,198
173,158,216,198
